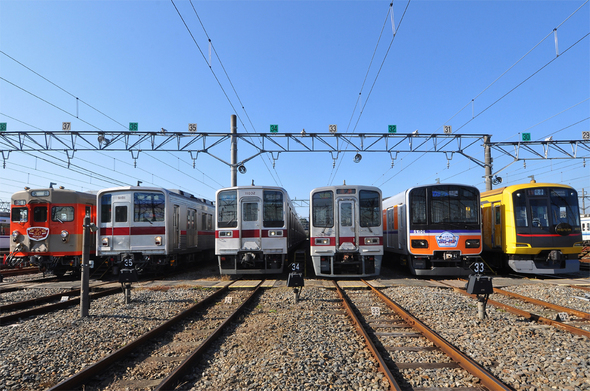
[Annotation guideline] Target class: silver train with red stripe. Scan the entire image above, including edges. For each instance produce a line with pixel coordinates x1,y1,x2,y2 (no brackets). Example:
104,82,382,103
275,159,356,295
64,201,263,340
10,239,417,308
215,186,306,275
309,185,383,277
97,186,215,274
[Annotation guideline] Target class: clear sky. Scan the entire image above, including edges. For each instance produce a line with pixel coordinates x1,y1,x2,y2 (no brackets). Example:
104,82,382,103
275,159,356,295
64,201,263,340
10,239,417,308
1,0,589,217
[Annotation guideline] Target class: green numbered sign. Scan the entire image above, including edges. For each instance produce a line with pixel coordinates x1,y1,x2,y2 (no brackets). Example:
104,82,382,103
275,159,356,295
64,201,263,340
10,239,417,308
388,125,397,133
129,122,139,131
0,123,6,132
521,133,531,141
270,124,278,133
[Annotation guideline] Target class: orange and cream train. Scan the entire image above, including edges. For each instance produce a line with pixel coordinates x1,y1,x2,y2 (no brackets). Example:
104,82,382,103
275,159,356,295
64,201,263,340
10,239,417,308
9,187,97,276
383,184,482,276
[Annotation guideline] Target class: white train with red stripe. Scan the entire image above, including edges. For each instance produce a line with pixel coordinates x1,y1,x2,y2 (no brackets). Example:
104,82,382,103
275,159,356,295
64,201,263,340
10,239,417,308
97,186,215,274
215,185,306,275
310,184,383,277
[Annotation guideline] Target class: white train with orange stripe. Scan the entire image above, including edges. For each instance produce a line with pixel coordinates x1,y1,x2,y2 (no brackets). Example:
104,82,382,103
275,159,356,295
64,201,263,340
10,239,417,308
97,186,215,274
215,185,306,275
383,184,482,276
309,184,383,277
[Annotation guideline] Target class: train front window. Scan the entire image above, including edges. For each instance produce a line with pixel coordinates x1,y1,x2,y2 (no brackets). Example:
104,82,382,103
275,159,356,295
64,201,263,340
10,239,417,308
101,194,112,223
11,207,28,223
115,206,127,222
340,203,353,227
312,191,334,228
409,188,426,225
359,190,380,227
243,203,258,222
550,188,580,227
430,186,478,224
33,206,47,222
263,190,284,228
513,192,528,227
530,199,549,229
218,190,237,228
134,192,165,222
52,206,74,222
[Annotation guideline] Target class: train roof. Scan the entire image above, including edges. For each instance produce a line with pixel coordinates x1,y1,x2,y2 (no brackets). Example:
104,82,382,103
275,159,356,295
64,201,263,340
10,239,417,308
481,182,576,198
97,186,214,205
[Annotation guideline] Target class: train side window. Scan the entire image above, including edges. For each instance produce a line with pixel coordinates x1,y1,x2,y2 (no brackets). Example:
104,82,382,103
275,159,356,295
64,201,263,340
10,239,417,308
52,206,75,222
494,205,501,225
11,207,28,223
115,206,127,223
207,213,213,230
33,206,47,222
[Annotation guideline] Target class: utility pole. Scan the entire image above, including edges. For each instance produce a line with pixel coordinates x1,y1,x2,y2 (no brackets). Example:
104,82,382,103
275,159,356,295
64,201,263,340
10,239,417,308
484,135,492,191
80,213,91,317
230,114,237,187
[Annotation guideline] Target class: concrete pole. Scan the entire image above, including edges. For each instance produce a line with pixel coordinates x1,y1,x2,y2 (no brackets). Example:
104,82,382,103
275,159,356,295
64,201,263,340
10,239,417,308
80,214,91,317
231,114,237,187
484,135,492,191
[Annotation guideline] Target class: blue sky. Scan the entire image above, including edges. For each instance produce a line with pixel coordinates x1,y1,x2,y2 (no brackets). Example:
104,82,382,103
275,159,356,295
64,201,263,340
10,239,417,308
1,0,589,217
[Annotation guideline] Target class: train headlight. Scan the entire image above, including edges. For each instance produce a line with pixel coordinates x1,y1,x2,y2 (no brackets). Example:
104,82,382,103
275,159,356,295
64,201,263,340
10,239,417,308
155,236,162,246
61,230,69,242
268,230,283,237
219,231,233,237
12,230,20,242
411,239,428,248
102,237,109,247
465,239,480,248
315,238,330,245
364,237,379,245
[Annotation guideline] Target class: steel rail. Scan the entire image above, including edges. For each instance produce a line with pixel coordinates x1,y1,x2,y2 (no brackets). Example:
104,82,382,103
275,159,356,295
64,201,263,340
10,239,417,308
1,281,111,312
487,285,590,320
437,281,590,339
362,280,512,391
333,281,402,391
48,284,232,391
0,267,40,277
155,283,263,390
0,287,120,326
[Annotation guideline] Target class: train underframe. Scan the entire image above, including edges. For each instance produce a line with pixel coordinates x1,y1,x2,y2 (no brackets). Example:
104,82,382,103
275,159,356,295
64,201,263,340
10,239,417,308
314,252,380,277
396,251,475,277
498,250,579,274
218,251,284,274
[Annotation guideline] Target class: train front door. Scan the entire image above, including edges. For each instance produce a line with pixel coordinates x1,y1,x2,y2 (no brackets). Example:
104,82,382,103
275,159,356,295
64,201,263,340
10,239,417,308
337,199,357,251
109,200,131,253
240,197,262,252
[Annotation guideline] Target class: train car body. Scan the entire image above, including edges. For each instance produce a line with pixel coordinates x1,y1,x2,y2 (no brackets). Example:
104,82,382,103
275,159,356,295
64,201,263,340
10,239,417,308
97,186,215,274
215,186,305,275
9,187,96,276
582,214,590,241
383,184,482,276
480,182,582,274
310,185,383,278
0,211,9,252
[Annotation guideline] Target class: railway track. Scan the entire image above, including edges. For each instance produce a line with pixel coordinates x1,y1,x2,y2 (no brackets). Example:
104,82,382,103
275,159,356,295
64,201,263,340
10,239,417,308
335,280,511,390
48,281,262,391
0,285,121,326
438,279,590,338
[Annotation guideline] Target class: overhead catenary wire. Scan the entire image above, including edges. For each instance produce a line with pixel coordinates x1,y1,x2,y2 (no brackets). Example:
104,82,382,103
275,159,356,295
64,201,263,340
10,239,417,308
328,0,411,186
374,3,590,190
171,0,283,187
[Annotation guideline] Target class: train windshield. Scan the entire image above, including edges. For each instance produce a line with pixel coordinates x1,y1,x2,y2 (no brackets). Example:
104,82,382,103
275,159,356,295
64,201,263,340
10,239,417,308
33,206,48,222
134,192,165,222
11,207,28,223
218,190,237,228
52,206,75,222
513,187,580,229
410,186,479,226
359,190,381,227
312,190,334,228
263,190,284,228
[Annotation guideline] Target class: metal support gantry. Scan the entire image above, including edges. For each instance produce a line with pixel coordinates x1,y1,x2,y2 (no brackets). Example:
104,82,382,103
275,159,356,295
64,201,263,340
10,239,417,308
1,128,588,190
